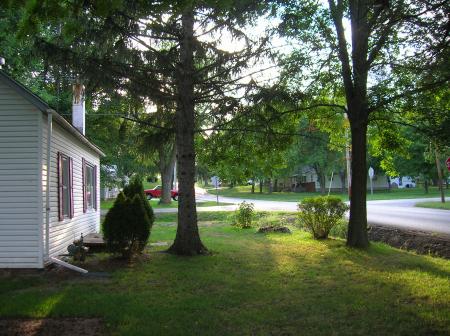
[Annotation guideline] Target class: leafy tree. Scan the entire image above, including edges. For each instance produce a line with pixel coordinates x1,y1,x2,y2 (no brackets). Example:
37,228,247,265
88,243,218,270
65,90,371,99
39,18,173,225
278,0,449,247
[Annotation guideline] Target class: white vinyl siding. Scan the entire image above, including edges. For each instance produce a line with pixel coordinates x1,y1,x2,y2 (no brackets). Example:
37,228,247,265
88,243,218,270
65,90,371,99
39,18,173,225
0,80,41,268
41,116,100,260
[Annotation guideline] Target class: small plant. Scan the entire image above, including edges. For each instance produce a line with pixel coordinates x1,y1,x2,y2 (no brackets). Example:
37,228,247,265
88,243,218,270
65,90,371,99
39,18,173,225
234,201,255,228
297,196,349,239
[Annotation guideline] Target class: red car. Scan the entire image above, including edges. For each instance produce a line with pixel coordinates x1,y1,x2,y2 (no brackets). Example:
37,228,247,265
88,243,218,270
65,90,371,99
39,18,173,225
144,185,178,201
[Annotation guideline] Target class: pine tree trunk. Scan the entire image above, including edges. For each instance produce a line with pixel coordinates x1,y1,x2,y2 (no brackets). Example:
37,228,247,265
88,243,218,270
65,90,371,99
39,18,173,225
346,120,369,248
168,7,207,255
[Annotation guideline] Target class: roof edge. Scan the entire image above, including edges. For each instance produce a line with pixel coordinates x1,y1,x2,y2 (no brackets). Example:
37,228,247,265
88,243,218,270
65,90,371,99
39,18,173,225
0,70,105,157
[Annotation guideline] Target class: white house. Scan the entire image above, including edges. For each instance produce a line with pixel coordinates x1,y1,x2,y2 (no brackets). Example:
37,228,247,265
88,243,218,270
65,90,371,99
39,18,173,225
0,71,104,268
285,166,390,192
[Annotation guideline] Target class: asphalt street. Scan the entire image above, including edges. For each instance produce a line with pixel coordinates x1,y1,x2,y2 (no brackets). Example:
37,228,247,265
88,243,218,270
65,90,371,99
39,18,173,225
102,190,450,235
195,190,450,235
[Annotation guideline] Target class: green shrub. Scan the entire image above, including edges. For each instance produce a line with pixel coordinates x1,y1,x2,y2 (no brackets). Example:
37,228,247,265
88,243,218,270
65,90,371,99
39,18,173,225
233,201,255,228
102,192,128,255
297,196,349,239
103,189,153,259
124,177,155,226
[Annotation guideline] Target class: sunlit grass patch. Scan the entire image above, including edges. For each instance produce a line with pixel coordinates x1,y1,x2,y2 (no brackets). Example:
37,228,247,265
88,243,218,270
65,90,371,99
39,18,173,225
1,212,449,335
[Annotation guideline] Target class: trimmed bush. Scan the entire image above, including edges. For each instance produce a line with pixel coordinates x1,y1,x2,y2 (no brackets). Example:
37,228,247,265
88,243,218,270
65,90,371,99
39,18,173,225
103,187,153,259
297,196,349,239
124,177,155,226
233,201,255,228
102,192,129,255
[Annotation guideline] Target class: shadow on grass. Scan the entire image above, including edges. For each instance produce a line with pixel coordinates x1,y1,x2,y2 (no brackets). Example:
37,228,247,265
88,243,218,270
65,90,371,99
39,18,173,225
1,222,449,335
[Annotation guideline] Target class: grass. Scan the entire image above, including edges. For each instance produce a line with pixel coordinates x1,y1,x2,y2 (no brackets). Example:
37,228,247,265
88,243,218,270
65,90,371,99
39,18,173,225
211,185,448,202
415,201,450,210
1,212,449,335
101,199,232,210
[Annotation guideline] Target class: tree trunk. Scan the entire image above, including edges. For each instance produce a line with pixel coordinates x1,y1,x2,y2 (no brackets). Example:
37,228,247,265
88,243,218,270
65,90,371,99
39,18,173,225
159,145,176,204
274,178,278,192
434,144,445,203
320,173,326,195
168,7,207,255
251,179,255,194
259,179,263,193
346,120,369,248
424,179,429,194
268,178,273,194
387,176,391,191
314,165,326,195
339,170,346,194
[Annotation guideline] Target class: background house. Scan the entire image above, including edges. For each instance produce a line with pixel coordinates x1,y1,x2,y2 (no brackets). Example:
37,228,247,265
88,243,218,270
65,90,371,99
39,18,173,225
278,165,390,192
0,71,104,268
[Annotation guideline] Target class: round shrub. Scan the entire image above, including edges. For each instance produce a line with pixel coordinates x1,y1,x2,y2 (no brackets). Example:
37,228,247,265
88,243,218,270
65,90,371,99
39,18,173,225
296,196,349,239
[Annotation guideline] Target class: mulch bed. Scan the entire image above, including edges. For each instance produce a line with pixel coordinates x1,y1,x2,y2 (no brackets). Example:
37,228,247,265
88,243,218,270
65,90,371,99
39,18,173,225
369,225,450,259
257,226,292,234
0,318,105,336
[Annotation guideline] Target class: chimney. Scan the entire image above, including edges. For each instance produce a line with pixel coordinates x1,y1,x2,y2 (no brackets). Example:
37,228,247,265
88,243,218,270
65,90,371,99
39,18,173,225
72,81,85,135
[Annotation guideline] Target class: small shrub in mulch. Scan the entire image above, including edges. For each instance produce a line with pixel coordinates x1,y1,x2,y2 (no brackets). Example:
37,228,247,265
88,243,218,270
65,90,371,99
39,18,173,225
257,225,292,234
0,318,104,336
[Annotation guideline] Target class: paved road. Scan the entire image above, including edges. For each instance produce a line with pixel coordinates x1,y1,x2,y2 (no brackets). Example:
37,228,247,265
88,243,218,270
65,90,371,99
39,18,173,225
197,191,450,235
102,190,449,235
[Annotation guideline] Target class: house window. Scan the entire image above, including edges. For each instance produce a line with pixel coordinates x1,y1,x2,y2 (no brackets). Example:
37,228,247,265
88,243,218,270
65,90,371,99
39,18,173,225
58,152,73,221
83,159,97,212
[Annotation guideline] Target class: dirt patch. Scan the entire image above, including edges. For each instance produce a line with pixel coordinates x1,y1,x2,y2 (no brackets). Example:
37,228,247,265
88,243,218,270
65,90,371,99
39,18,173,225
369,225,450,258
0,318,105,336
0,253,152,282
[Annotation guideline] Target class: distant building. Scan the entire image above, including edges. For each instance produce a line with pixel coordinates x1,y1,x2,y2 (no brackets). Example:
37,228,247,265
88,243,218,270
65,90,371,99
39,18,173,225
277,166,390,192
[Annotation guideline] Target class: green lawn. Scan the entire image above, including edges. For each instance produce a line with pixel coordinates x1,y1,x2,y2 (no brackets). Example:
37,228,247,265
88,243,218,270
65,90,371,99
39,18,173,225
211,185,448,202
1,213,449,335
415,201,450,210
101,199,232,210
